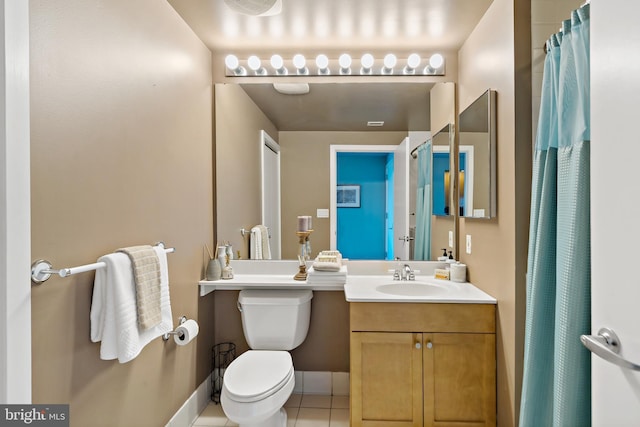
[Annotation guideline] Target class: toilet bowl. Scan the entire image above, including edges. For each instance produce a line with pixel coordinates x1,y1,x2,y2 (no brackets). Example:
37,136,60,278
220,290,313,427
221,351,294,427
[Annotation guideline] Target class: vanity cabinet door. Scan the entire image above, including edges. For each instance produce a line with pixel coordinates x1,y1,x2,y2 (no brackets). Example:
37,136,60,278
423,333,496,427
350,332,423,427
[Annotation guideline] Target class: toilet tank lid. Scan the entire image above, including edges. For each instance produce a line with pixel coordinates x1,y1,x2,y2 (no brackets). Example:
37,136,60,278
238,289,313,305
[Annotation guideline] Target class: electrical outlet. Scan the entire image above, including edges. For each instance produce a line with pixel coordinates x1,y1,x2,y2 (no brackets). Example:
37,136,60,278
466,234,472,254
448,231,453,248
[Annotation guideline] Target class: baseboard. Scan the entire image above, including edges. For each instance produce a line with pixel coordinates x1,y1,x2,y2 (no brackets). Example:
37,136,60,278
165,377,211,427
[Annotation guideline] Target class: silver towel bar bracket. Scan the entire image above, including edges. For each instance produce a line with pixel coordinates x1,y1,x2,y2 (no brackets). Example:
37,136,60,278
31,242,175,284
580,327,640,371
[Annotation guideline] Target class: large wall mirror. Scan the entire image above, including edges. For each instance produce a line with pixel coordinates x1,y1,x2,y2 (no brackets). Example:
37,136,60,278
458,89,497,218
214,81,457,261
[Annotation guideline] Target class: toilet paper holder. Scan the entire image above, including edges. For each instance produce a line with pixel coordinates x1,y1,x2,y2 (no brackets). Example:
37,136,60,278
162,315,188,341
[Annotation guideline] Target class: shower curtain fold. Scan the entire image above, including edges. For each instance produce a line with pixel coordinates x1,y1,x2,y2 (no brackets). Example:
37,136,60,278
414,142,432,260
520,4,591,427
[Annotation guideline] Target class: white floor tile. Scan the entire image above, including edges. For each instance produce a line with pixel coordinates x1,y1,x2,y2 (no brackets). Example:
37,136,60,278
295,408,331,427
192,403,228,426
300,394,332,409
329,408,349,427
330,396,349,410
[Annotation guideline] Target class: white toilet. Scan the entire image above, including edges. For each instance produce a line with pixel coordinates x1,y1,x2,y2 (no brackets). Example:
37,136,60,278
221,289,313,427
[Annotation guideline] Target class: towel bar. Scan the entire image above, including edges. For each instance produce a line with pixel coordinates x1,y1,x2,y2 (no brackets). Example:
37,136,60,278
31,242,175,284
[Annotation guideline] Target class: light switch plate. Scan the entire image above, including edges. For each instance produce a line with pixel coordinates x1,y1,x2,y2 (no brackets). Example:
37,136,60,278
317,208,329,218
448,230,453,248
466,234,472,254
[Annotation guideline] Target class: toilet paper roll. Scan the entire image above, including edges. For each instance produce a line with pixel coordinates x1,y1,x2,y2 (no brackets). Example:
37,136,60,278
450,263,467,283
174,319,199,346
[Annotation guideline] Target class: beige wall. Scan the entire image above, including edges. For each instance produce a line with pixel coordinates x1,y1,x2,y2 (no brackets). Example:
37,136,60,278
457,0,531,426
30,1,214,426
279,131,407,259
214,84,279,257
214,290,350,372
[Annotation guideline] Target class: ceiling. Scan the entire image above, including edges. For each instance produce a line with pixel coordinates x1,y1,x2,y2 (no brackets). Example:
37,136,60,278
169,0,493,131
239,82,432,131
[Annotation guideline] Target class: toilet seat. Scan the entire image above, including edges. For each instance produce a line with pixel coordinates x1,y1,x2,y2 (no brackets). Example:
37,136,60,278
223,351,294,403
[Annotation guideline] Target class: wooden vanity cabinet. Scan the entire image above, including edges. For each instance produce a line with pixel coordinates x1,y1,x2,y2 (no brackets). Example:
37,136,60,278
350,302,496,427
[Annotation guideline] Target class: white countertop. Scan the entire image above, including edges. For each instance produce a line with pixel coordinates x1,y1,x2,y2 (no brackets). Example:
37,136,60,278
343,275,496,304
199,260,496,303
199,274,343,296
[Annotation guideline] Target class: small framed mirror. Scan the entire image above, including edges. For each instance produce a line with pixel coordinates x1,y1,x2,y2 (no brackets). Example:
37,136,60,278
458,89,497,218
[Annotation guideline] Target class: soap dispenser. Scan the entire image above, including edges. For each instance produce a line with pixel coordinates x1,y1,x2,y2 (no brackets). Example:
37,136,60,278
446,250,456,268
437,248,448,262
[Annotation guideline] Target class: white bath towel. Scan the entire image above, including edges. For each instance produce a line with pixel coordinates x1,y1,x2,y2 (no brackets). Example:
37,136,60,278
90,245,173,363
306,265,348,285
250,225,272,260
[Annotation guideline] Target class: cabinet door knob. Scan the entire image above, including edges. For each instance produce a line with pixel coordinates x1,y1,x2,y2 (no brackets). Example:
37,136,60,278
426,341,433,349
415,342,422,349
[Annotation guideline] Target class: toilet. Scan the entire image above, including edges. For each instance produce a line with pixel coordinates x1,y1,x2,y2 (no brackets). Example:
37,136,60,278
221,289,313,427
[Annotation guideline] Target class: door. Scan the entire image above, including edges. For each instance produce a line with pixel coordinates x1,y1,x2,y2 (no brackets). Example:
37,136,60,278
261,130,281,259
423,333,496,427
590,1,640,424
393,137,410,259
350,332,423,426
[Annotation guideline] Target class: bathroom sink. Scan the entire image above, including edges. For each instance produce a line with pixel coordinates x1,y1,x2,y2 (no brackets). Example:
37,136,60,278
375,281,452,297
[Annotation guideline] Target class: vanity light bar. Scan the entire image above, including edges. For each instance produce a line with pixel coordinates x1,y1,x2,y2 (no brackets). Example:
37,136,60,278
224,53,446,77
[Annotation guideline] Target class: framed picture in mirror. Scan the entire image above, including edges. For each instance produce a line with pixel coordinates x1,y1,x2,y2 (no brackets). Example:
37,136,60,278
337,185,361,208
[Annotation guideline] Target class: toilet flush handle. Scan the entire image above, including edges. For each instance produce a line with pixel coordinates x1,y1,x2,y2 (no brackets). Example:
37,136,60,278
237,300,243,312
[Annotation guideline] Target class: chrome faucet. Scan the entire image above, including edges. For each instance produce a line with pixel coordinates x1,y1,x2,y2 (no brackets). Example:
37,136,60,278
393,264,415,281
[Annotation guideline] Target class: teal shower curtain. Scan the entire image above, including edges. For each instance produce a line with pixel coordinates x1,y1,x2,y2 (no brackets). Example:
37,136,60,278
520,4,591,427
414,142,432,260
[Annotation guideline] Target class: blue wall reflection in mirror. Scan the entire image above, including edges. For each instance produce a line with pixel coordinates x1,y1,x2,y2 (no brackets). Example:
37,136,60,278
337,152,394,259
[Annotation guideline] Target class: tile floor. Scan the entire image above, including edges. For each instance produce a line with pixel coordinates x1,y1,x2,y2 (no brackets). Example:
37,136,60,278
192,393,350,427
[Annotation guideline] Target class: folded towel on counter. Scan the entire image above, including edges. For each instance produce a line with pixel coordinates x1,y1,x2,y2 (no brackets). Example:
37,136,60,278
250,225,271,260
116,245,161,330
90,245,173,363
306,265,348,285
312,255,342,272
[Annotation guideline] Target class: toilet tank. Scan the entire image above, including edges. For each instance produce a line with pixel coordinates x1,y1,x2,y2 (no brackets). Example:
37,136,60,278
237,289,313,351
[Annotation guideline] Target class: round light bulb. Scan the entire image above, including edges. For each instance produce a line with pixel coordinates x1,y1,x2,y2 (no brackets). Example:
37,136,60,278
338,53,352,69
429,53,444,69
293,54,306,69
383,53,397,69
407,53,421,69
315,54,329,69
247,55,261,71
270,54,284,70
225,54,239,70
361,53,374,69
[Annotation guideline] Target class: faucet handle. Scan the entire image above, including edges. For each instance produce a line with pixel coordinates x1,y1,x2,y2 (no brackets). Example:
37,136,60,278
408,271,416,281
393,270,401,281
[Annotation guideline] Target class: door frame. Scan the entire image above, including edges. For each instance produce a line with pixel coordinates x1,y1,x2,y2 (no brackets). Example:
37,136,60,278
1,0,32,403
260,130,281,259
